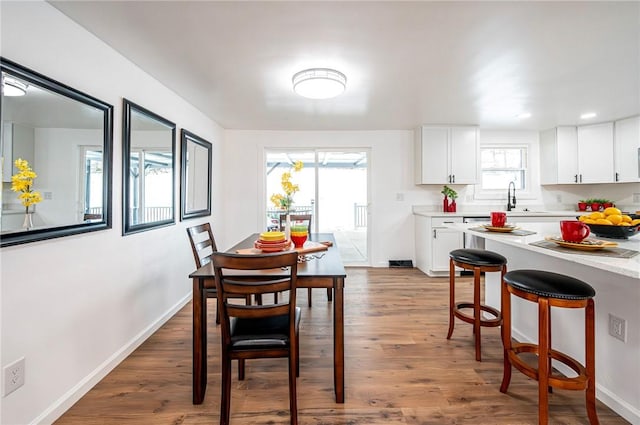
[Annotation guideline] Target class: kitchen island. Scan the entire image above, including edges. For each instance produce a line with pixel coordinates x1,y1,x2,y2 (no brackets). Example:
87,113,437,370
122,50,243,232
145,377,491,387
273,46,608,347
448,221,639,424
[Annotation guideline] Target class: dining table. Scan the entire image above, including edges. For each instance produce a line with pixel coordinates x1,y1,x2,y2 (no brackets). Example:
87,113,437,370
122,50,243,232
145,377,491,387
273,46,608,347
189,232,347,404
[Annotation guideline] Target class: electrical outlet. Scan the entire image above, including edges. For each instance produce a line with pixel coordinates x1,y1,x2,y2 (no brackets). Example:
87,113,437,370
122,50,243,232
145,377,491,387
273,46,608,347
609,314,626,342
395,192,404,201
3,357,25,396
556,194,562,203
633,193,640,203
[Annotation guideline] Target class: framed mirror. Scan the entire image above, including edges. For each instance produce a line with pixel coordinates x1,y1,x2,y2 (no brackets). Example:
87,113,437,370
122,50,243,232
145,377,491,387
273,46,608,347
180,129,212,220
122,99,175,235
1,57,113,247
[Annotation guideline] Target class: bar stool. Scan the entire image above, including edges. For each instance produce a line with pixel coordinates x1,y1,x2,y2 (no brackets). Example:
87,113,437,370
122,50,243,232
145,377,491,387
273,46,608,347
500,269,598,425
447,248,507,361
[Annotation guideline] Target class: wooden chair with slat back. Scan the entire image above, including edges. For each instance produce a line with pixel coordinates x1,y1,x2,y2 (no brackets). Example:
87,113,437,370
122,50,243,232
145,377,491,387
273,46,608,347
279,213,332,307
211,251,300,425
186,223,250,324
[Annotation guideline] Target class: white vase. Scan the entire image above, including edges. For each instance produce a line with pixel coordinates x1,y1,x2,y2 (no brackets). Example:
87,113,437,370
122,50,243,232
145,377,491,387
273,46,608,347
22,212,33,230
284,213,291,241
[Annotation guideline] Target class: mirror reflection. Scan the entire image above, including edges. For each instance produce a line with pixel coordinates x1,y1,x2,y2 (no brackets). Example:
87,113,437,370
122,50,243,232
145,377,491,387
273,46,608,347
1,58,113,247
122,99,175,234
180,129,211,220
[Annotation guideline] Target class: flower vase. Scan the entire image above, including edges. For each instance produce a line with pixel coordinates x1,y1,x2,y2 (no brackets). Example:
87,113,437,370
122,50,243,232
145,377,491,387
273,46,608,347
443,196,449,212
284,214,291,242
22,212,33,230
448,200,457,212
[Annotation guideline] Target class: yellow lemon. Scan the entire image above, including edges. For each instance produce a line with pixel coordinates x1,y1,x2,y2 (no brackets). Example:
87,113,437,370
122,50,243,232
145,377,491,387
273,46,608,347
631,218,640,226
595,218,613,225
621,215,632,223
603,207,621,216
578,215,588,222
589,212,605,220
619,222,631,226
607,214,623,225
583,218,596,224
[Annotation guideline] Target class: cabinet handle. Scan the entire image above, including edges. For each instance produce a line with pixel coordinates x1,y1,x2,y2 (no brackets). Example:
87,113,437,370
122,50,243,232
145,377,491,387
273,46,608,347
637,148,639,178
574,174,578,183
580,174,583,183
433,229,437,239
452,174,455,183
615,172,619,182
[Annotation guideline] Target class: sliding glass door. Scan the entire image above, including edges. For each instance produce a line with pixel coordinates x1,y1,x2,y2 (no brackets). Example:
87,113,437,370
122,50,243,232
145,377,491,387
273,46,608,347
265,149,368,265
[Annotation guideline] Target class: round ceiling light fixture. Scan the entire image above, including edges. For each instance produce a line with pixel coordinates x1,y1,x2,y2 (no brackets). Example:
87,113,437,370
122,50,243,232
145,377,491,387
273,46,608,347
292,68,346,99
1,76,28,97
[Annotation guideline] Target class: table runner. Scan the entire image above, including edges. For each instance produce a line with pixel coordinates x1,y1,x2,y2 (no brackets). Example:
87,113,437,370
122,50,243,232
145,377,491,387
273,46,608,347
529,240,639,258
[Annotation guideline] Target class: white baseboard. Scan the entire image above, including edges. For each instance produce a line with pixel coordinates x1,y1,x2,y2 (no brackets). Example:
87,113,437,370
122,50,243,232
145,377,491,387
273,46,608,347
511,327,640,425
33,293,192,425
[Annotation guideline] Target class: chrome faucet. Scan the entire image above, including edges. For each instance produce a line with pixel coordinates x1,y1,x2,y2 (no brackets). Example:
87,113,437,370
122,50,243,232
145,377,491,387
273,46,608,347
507,181,517,211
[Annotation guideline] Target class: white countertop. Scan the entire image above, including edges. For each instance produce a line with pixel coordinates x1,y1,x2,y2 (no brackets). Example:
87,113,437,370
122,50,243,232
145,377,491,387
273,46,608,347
413,210,579,218
447,221,640,279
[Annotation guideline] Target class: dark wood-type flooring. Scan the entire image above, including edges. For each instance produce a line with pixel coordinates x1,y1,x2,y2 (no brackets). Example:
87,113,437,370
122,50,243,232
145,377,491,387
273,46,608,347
56,268,629,424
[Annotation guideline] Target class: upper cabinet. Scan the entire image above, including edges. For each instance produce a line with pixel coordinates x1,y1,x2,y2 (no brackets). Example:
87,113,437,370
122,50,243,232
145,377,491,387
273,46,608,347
540,123,616,185
415,125,478,185
613,116,640,183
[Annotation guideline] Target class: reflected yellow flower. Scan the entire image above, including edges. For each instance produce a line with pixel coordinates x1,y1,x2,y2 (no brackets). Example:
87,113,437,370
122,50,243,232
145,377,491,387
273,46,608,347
10,158,43,210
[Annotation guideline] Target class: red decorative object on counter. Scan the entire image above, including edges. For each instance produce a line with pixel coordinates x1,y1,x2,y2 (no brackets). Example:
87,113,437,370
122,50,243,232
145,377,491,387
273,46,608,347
590,202,601,212
448,200,457,212
443,196,449,212
577,202,587,211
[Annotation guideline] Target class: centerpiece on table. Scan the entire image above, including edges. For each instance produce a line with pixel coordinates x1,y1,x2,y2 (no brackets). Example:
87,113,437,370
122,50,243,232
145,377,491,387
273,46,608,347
11,158,43,230
441,185,458,212
270,160,304,240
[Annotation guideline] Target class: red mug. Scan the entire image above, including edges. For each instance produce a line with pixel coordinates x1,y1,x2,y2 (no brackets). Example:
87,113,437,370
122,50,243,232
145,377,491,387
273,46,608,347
491,211,507,227
560,220,590,243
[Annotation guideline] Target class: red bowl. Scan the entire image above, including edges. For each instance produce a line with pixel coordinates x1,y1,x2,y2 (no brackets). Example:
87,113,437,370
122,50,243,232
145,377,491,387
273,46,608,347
290,233,308,248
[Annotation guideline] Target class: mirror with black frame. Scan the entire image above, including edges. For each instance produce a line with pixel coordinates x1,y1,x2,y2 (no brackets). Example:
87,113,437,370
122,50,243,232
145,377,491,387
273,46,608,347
122,99,175,235
0,57,113,247
180,129,212,220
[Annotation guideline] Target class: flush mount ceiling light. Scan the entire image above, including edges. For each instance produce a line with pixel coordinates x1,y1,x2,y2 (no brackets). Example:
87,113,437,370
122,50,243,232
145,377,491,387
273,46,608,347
1,76,28,96
580,112,597,120
516,112,531,119
292,68,346,99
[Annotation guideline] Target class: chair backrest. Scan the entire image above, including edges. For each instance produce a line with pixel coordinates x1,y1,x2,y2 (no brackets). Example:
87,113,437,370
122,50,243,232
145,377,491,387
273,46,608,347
280,214,312,233
186,223,218,268
211,251,299,342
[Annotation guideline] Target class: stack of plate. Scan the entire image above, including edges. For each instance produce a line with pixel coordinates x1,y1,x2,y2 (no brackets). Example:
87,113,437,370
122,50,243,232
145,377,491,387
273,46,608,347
254,231,291,252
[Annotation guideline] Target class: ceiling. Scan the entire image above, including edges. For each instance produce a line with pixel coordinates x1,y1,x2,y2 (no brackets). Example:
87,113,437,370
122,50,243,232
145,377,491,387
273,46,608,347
49,1,639,131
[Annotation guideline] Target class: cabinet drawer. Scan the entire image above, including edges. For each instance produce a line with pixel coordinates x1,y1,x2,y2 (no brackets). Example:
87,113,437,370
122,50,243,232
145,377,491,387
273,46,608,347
431,216,462,227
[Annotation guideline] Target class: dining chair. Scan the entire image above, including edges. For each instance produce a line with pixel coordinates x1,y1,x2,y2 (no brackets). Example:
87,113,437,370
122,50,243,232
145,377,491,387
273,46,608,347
211,251,300,425
279,213,332,307
186,223,251,324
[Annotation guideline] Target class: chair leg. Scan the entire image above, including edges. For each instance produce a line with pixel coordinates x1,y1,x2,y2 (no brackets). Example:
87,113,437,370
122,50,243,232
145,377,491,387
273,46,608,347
585,299,599,424
296,333,300,377
308,288,312,307
500,284,512,393
473,266,482,361
289,346,298,425
220,354,232,425
446,258,455,340
326,288,332,301
538,298,550,425
238,359,245,381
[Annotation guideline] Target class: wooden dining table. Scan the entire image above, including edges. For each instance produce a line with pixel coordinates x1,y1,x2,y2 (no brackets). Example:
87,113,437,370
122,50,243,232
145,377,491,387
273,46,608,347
189,232,347,404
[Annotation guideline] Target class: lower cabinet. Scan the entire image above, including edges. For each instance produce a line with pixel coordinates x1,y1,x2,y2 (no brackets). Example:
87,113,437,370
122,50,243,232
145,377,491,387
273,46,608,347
415,215,463,277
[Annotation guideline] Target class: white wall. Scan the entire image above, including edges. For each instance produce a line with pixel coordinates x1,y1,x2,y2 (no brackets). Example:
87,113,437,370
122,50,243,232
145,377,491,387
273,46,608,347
0,3,224,424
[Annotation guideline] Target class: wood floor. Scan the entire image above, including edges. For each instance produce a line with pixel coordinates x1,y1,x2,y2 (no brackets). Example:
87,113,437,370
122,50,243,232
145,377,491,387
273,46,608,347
55,268,629,425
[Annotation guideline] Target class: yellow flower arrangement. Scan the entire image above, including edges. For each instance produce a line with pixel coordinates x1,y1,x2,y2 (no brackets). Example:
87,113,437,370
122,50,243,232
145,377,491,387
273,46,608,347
270,160,303,213
11,158,43,213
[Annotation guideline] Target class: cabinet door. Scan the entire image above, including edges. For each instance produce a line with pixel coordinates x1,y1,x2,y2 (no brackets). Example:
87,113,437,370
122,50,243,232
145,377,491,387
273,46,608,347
432,227,463,271
614,116,640,183
577,122,614,183
417,127,448,184
449,127,478,184
556,127,579,184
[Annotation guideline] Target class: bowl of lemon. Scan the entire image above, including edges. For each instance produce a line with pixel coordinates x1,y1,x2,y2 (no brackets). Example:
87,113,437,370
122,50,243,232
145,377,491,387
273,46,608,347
577,207,640,239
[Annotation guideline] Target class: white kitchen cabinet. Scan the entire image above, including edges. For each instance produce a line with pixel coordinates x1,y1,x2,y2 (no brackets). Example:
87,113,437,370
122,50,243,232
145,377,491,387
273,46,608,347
540,123,614,184
577,122,614,183
613,115,640,183
415,126,478,185
415,215,463,277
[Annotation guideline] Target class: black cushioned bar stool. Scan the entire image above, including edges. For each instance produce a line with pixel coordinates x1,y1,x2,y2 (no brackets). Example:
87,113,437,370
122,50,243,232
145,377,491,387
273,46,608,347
447,248,507,361
500,269,598,425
